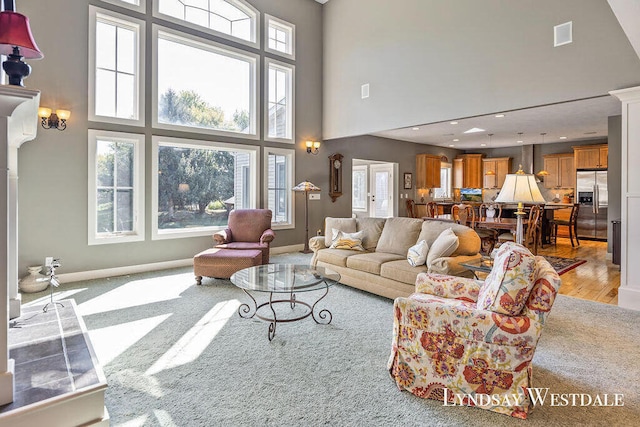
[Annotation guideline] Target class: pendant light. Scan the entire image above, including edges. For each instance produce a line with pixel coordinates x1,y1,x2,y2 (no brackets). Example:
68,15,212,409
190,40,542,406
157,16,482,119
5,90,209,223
485,133,496,175
536,133,549,176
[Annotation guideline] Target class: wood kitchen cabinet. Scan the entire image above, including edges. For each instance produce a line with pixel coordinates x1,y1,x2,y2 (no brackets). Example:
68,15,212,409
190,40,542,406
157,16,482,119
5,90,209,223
543,153,575,188
482,157,512,188
573,144,607,169
454,154,483,188
416,154,441,189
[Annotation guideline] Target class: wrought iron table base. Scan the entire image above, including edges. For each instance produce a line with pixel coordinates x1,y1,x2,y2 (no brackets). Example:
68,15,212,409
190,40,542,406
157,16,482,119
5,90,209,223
238,282,332,341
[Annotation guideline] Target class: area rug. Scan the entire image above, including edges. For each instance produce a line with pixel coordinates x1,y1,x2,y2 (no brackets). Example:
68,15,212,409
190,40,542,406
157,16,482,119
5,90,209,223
543,255,587,275
19,253,639,426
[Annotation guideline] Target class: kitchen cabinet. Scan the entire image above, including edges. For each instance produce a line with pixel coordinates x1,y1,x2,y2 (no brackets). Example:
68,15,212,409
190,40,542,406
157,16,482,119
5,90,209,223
573,144,607,169
543,153,575,188
482,157,511,189
415,154,441,189
454,154,483,188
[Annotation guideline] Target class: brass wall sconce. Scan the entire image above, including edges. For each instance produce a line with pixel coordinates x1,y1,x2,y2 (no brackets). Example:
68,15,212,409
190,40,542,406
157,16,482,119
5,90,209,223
306,140,320,155
38,107,71,131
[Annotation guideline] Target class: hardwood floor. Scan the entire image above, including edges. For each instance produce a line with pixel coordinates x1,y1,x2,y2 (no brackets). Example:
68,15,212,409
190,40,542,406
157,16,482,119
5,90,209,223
537,238,620,305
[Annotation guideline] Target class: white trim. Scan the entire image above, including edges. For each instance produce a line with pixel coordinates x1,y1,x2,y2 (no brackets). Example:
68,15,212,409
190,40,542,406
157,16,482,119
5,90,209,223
99,0,146,13
265,14,296,60
264,58,295,143
88,130,145,245
152,25,260,140
153,0,260,49
263,146,296,229
88,6,146,127
151,135,260,240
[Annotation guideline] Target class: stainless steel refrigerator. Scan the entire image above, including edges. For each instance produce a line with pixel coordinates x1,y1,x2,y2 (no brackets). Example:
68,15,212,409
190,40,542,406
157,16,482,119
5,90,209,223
576,170,608,240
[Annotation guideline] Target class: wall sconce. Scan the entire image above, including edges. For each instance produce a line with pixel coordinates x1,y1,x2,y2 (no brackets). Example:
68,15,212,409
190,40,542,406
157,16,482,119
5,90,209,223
306,140,320,155
38,107,71,131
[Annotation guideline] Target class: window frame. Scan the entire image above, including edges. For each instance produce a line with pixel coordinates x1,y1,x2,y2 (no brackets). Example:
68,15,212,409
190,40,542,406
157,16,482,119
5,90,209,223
152,24,260,140
265,14,295,60
88,130,145,245
151,135,260,240
352,164,368,212
264,57,295,143
153,0,260,48
88,6,145,126
434,162,453,199
100,0,146,13
263,147,295,230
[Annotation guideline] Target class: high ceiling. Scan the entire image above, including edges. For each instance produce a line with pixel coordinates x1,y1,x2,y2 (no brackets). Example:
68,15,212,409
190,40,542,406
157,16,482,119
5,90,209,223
372,95,620,150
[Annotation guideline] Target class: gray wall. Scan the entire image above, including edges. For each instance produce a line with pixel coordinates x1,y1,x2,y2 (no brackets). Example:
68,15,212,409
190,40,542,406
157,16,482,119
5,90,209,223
17,0,323,274
323,0,640,139
608,115,622,254
321,135,460,220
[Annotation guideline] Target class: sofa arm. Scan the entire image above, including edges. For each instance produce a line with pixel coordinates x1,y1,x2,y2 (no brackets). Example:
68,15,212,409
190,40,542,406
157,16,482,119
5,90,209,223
213,228,232,245
260,228,275,244
309,236,326,252
429,253,482,277
415,273,482,302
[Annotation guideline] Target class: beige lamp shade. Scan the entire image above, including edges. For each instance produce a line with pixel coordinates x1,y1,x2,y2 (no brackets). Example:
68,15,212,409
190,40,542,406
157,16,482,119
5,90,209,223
495,172,546,204
293,181,320,192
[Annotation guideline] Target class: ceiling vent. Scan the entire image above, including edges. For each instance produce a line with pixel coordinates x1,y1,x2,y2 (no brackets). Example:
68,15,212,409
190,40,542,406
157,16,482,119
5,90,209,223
554,21,572,47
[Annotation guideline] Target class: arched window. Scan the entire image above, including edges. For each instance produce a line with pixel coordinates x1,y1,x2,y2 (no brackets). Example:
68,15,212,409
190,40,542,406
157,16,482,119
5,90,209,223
156,0,258,44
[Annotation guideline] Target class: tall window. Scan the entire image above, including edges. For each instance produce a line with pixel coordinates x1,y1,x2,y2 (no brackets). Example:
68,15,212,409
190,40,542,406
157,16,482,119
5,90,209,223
89,7,144,125
154,27,258,137
434,163,452,199
101,0,145,12
156,0,258,45
266,14,295,59
266,59,294,142
264,148,294,228
352,165,367,211
152,136,259,239
88,130,145,245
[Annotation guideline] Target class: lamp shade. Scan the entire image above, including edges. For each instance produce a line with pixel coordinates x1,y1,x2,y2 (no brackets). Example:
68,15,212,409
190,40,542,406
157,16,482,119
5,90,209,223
293,181,320,192
495,173,546,204
0,11,43,59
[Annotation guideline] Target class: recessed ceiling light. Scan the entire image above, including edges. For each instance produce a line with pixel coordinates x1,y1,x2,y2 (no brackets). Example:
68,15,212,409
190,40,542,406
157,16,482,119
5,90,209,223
559,136,567,140
495,114,505,118
449,144,455,147
453,138,459,142
450,121,458,125
412,127,420,131
463,127,485,134
517,140,523,143
480,143,487,147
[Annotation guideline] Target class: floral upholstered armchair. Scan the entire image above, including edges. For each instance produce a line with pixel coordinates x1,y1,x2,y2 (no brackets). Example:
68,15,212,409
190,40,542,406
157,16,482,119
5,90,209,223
388,242,561,419
213,209,275,264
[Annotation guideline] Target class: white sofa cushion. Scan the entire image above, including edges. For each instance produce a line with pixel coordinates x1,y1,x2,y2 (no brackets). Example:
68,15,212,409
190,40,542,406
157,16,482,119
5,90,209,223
356,217,387,250
375,217,424,256
407,240,429,267
427,228,459,268
330,229,366,251
417,220,480,256
346,252,405,275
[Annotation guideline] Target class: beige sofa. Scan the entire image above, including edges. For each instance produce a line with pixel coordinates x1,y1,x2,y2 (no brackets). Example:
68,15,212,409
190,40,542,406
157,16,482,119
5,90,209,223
309,217,482,299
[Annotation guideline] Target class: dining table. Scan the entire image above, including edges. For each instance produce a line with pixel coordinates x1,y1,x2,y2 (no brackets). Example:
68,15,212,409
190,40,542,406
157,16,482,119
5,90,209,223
474,217,529,231
421,214,454,222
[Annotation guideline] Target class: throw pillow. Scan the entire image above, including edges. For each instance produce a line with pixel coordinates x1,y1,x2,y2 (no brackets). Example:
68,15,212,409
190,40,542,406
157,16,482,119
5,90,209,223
477,242,537,316
426,228,460,268
324,217,357,247
329,229,366,251
407,240,429,267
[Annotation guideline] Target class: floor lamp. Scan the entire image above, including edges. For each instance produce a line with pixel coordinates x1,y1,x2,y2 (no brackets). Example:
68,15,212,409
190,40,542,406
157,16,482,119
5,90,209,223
293,180,321,253
494,166,546,245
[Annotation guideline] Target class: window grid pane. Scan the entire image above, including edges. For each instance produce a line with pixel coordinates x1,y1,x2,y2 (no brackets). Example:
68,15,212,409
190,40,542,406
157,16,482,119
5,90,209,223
267,153,289,223
267,65,291,139
267,18,293,56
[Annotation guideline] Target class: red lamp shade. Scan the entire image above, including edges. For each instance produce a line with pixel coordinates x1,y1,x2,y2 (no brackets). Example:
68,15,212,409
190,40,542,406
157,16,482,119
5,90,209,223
0,11,43,59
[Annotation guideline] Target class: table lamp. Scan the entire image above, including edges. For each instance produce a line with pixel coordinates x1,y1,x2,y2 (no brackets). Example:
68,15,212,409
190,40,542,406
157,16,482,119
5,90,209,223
494,165,546,245
0,11,43,86
293,180,321,253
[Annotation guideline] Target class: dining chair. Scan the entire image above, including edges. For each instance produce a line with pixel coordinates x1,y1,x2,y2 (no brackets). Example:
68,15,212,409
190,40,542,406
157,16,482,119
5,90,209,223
475,204,500,254
549,203,580,247
406,199,416,218
497,205,542,254
452,204,475,226
425,201,438,218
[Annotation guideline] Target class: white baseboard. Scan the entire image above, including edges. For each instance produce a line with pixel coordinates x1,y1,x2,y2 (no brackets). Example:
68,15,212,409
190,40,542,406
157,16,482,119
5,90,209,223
55,245,306,284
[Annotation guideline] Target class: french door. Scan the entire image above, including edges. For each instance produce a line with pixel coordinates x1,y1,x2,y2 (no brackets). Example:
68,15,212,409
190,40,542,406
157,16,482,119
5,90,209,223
369,164,394,218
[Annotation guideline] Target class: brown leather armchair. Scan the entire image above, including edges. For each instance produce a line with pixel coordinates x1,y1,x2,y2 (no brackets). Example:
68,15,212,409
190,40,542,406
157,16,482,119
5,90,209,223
213,209,275,264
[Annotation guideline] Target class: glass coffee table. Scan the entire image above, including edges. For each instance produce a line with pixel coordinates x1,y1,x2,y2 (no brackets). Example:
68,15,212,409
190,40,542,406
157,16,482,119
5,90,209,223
460,257,494,279
231,264,340,341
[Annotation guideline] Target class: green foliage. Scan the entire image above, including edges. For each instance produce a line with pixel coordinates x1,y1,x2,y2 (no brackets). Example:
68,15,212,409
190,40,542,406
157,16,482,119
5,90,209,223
207,200,226,210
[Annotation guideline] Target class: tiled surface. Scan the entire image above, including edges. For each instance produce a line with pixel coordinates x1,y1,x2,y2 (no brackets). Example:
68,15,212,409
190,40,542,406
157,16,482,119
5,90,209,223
0,301,101,412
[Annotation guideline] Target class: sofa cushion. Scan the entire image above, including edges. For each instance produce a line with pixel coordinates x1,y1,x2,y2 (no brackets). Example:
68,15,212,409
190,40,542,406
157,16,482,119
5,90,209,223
427,228,459,268
330,229,366,251
324,217,356,247
375,217,424,256
356,217,387,250
316,248,360,267
417,221,480,256
407,240,429,267
477,242,537,315
381,260,428,285
346,252,405,275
